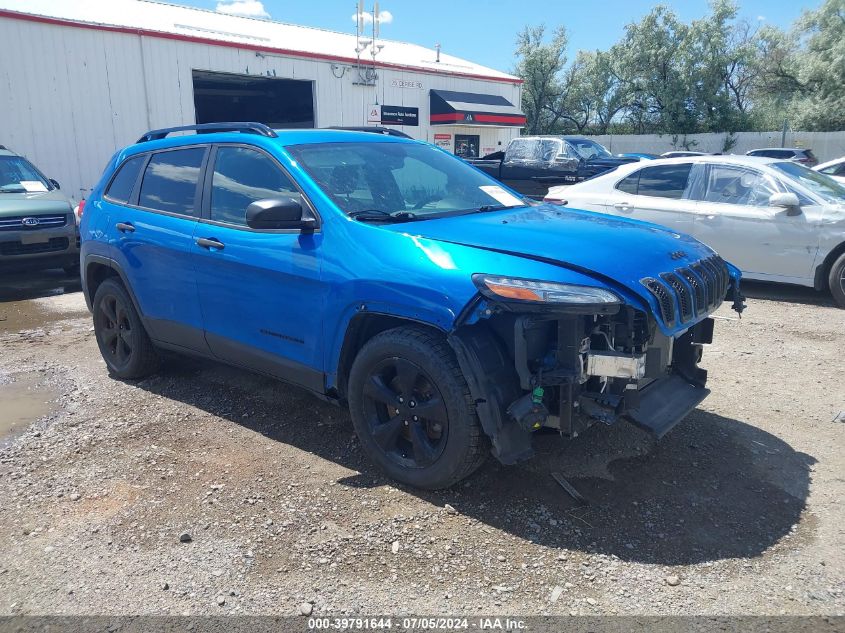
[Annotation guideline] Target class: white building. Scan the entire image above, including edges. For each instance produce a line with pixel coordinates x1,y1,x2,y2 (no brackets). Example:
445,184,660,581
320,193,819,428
0,0,524,203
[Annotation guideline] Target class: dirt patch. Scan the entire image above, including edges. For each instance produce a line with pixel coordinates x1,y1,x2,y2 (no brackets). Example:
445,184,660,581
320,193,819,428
0,283,843,616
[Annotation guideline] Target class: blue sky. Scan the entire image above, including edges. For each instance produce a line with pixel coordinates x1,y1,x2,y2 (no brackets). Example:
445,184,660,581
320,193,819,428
195,0,815,74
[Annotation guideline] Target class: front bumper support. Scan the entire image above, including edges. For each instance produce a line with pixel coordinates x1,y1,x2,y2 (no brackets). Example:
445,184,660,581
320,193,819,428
625,374,710,438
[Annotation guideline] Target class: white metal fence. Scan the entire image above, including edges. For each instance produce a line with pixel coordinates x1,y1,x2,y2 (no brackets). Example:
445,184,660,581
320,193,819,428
586,131,845,163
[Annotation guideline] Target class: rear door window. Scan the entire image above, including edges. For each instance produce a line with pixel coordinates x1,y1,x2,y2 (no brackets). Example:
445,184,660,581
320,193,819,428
632,164,693,199
138,147,206,215
209,146,299,226
105,156,146,204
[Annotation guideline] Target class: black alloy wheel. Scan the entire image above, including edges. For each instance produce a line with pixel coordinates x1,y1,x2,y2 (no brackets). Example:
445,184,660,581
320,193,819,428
347,326,487,489
361,357,449,469
96,293,134,369
92,278,160,378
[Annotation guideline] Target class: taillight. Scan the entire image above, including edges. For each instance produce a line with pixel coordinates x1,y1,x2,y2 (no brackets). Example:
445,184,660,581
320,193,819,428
76,199,86,218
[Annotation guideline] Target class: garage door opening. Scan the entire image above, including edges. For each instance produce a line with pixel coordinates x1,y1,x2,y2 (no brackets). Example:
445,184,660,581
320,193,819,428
192,70,315,129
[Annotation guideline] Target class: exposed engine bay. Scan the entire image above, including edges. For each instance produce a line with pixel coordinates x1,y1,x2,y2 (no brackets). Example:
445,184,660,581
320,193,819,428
450,305,719,465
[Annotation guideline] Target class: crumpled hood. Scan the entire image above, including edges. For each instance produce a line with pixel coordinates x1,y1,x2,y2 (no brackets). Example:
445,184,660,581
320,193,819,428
0,189,72,216
392,205,729,329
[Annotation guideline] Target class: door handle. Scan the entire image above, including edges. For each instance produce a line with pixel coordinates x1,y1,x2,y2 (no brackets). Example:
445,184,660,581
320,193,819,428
115,222,135,233
614,202,631,211
196,237,225,250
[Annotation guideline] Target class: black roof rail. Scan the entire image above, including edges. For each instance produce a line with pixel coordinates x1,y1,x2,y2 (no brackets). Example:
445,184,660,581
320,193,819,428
136,122,277,143
328,126,413,139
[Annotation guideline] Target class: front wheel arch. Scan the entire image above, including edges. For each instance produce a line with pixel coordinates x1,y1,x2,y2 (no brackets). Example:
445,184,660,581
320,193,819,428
335,313,447,401
815,241,845,291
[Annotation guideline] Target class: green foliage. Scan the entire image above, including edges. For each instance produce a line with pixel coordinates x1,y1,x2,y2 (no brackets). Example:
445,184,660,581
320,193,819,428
513,0,845,134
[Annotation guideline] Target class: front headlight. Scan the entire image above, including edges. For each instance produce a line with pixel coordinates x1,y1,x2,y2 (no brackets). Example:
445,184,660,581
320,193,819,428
472,274,620,304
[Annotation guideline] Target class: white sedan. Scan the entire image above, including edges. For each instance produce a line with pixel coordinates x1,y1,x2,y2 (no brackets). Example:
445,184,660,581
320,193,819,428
544,155,845,307
815,156,845,184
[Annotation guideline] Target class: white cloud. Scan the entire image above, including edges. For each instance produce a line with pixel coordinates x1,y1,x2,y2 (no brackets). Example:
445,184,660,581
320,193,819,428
351,10,394,25
216,1,270,18
757,15,766,21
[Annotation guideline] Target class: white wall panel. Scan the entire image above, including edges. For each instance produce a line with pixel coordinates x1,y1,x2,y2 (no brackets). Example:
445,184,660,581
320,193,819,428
0,15,524,203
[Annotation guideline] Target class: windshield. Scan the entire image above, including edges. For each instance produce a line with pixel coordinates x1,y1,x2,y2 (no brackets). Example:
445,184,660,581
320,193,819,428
772,161,845,205
0,156,51,193
286,142,527,220
565,138,613,160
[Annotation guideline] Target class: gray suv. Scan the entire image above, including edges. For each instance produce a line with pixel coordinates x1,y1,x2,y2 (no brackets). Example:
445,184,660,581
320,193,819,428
0,145,79,275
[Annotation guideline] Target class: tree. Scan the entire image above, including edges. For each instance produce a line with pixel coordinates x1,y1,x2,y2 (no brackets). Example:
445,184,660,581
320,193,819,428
513,25,569,135
790,0,845,130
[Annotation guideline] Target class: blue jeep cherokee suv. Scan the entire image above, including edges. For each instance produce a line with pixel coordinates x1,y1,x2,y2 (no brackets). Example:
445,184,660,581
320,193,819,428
81,123,744,489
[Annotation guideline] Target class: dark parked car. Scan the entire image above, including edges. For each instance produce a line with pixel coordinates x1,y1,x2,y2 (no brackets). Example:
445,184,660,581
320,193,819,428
466,137,638,199
80,123,744,489
746,148,818,167
0,145,79,275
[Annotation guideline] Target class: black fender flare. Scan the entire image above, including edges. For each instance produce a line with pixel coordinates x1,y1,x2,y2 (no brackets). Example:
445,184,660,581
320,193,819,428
447,323,533,465
83,254,145,320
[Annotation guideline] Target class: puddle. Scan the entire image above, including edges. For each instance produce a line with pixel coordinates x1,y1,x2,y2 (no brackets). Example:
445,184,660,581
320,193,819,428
0,374,60,445
0,270,87,333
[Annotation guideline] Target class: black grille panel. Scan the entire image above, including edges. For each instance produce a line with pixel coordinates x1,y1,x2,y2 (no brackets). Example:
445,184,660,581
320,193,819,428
642,256,730,326
0,214,68,231
678,267,706,315
641,277,676,326
0,237,69,256
660,272,693,321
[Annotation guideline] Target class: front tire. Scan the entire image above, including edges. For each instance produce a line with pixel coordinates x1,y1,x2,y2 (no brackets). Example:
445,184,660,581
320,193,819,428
92,278,160,379
829,253,845,308
348,326,487,489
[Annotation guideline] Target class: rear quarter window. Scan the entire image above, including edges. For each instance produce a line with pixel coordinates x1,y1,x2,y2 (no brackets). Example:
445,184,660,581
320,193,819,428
615,171,639,194
105,156,146,204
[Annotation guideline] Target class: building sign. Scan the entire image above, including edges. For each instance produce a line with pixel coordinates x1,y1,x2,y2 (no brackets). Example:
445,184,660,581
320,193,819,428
366,104,381,123
379,105,419,126
391,79,423,89
433,133,452,150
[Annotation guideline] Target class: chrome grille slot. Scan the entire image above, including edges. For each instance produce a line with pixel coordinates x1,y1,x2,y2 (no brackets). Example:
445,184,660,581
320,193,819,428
678,267,706,315
641,277,676,326
642,256,731,326
0,214,68,231
660,272,693,321
691,262,716,308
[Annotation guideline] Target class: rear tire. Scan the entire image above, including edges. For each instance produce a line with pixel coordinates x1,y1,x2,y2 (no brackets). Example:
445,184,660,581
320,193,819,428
92,278,160,379
829,253,845,308
348,326,487,489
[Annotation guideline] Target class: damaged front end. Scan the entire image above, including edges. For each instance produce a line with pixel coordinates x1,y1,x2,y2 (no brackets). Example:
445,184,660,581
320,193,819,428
448,266,743,466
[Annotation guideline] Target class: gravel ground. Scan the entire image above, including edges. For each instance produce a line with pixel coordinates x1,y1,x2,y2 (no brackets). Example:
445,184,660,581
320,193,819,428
0,273,843,616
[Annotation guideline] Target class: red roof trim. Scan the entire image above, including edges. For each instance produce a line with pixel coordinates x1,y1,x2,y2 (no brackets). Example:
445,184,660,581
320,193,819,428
0,9,523,85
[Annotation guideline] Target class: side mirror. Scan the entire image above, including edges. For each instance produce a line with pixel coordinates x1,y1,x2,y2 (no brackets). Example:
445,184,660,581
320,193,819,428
551,154,579,171
49,179,60,190
769,192,801,215
245,197,316,231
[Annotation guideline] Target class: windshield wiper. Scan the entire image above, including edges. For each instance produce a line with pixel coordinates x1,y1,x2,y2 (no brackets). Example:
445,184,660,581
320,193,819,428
348,209,419,223
0,186,27,193
471,204,525,214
